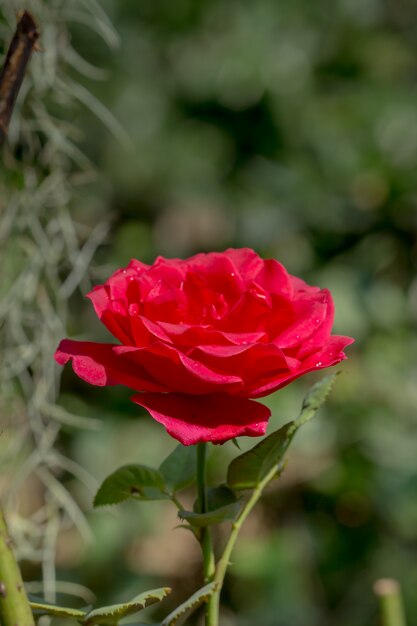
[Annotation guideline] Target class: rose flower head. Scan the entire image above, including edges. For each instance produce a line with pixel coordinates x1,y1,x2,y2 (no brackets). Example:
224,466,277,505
55,248,353,445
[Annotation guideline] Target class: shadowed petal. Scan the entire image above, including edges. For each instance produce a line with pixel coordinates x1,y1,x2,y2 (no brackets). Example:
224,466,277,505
132,392,271,445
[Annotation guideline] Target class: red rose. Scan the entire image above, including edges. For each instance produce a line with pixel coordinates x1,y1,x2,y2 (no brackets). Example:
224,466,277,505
55,248,353,445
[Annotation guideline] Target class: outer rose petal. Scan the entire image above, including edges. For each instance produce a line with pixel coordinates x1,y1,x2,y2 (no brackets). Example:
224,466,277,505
55,339,243,395
249,335,355,397
273,290,332,349
132,392,271,445
292,291,335,359
87,286,134,344
54,339,167,392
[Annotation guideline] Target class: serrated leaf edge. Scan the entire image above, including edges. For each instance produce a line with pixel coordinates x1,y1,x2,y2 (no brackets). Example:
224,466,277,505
83,587,171,626
161,582,217,626
29,602,87,619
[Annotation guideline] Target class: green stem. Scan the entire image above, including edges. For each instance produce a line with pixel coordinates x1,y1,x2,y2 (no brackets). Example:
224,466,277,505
0,506,35,626
169,493,185,511
207,463,283,624
196,443,208,514
196,443,216,626
374,579,407,626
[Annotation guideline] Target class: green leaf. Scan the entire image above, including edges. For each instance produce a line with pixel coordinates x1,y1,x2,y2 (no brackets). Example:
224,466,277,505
83,588,171,626
207,485,237,511
227,374,336,490
94,464,166,507
179,501,241,528
227,422,293,490
29,602,87,619
159,444,196,493
296,373,338,428
161,583,216,626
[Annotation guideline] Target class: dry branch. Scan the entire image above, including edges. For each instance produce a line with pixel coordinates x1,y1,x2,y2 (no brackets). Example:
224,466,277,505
0,11,39,145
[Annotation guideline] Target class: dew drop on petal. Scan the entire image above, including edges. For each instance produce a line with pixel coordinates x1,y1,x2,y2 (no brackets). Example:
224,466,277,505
315,361,322,367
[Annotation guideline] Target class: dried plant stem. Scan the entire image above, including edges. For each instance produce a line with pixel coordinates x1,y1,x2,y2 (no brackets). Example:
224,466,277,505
0,11,39,145
374,578,407,626
0,506,35,626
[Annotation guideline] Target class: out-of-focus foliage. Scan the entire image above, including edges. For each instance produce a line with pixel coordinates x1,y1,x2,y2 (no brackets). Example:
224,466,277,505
1,0,417,625
0,0,115,610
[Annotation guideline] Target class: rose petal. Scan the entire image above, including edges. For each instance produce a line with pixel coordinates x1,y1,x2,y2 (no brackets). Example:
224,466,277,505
224,248,264,280
290,275,321,295
54,339,167,392
187,252,244,289
107,267,139,301
114,342,243,395
182,253,244,321
301,335,355,369
249,335,354,397
292,291,336,359
128,259,150,273
141,259,186,296
273,291,331,348
254,258,293,297
87,286,134,344
130,313,173,346
132,392,271,445
191,342,297,390
223,290,276,333
158,321,268,346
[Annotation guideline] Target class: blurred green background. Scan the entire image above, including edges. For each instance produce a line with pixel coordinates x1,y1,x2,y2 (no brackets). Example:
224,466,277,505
1,0,417,625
